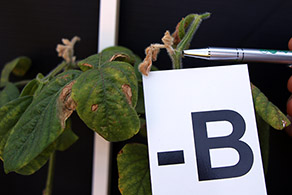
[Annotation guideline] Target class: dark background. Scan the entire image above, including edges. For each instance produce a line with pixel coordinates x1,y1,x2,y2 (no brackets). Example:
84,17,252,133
1,0,292,194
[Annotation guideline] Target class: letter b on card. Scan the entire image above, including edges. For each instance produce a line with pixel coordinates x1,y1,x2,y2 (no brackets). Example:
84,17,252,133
143,65,267,195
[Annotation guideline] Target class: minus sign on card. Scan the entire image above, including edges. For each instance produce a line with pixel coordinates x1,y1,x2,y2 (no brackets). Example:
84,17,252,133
157,150,185,166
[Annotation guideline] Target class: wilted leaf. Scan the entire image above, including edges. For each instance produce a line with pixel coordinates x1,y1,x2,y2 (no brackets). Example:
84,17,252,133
251,83,290,130
0,82,19,107
0,96,33,159
255,114,270,175
56,119,78,151
72,61,139,141
0,57,31,87
78,46,136,71
3,70,81,173
117,143,151,195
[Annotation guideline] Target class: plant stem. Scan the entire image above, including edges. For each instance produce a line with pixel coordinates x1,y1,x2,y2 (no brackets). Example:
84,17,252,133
171,13,210,69
43,152,56,195
177,13,210,52
172,50,182,69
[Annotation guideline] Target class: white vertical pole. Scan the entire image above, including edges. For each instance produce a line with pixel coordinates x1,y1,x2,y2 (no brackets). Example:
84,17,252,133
92,0,120,195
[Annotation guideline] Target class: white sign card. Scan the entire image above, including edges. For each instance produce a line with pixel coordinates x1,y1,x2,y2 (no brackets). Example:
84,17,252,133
142,64,267,195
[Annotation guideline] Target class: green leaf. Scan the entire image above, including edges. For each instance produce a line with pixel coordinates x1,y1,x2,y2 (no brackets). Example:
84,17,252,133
1,57,31,87
20,79,40,97
251,83,290,130
78,46,136,71
117,143,151,195
0,96,33,159
0,82,19,107
72,61,140,141
56,119,78,151
178,14,196,40
15,143,55,175
255,114,270,175
3,70,81,173
177,13,210,51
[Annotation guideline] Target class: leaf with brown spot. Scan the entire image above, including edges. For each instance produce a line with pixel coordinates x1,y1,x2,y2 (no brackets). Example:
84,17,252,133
78,46,136,71
122,84,132,105
91,104,98,112
110,54,131,62
58,81,77,129
72,60,139,142
3,70,81,173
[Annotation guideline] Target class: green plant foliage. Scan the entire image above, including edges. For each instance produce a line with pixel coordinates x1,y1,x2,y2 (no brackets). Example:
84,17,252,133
251,83,290,130
176,13,210,51
15,143,56,175
78,46,136,72
3,70,81,173
0,96,33,159
0,82,19,107
0,56,31,87
178,14,197,41
20,79,40,97
72,47,140,142
56,119,78,151
117,143,151,195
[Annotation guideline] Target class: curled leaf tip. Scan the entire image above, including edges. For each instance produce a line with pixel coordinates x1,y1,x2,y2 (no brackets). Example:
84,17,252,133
200,12,211,19
138,45,156,76
162,31,175,55
109,53,130,62
139,30,176,76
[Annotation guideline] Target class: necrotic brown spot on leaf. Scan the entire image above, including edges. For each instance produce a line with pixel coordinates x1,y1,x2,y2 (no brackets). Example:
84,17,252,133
122,84,132,105
58,81,77,129
91,104,98,111
82,63,93,68
109,54,129,62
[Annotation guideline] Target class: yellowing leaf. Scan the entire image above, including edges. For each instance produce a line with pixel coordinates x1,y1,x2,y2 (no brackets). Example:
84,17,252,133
117,143,151,195
72,61,139,141
251,83,290,130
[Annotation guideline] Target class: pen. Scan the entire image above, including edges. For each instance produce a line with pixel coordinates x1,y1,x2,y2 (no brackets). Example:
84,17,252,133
183,47,292,64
